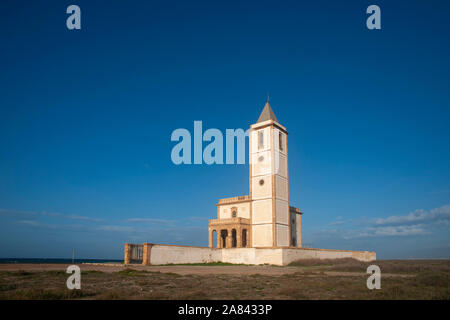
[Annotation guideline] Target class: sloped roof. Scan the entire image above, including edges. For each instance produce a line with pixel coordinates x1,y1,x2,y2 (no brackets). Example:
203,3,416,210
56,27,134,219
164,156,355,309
257,100,278,123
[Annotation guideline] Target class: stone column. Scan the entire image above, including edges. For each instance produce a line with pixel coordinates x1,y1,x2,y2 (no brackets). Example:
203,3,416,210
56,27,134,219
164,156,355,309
124,244,131,264
208,229,213,248
217,230,222,248
226,228,232,248
236,226,242,248
297,214,302,247
142,243,152,265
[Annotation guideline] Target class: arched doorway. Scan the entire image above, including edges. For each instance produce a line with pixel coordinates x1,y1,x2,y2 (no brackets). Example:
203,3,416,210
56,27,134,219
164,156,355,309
212,230,217,248
242,229,247,247
232,229,237,248
220,230,228,248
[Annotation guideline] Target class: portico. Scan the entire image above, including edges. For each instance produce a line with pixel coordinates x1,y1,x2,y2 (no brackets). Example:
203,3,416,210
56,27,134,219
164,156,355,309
208,217,251,248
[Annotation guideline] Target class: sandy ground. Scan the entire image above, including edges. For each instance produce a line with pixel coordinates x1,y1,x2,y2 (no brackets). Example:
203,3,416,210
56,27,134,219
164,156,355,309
0,263,412,277
1,260,448,299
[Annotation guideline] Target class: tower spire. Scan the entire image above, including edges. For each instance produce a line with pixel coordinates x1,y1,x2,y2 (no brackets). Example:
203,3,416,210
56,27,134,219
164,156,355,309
257,98,278,123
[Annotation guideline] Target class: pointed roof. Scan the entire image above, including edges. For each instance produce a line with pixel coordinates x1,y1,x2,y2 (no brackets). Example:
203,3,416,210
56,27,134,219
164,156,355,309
257,99,278,123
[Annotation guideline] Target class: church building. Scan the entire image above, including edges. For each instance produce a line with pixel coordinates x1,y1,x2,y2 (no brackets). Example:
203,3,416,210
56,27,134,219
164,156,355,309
124,99,376,266
208,100,303,249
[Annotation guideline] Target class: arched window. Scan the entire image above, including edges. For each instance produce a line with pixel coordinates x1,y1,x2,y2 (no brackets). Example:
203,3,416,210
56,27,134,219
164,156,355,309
231,207,237,218
231,229,237,248
279,132,283,151
258,131,264,149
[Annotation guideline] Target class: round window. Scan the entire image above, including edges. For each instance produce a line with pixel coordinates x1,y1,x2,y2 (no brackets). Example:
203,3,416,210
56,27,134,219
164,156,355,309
258,156,264,162
259,179,264,186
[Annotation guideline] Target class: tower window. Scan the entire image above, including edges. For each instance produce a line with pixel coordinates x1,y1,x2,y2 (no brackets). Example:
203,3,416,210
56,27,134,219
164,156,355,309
258,131,264,149
279,132,283,151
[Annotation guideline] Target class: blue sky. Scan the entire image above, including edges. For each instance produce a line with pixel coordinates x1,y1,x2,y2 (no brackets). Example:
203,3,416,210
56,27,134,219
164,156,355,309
0,0,449,259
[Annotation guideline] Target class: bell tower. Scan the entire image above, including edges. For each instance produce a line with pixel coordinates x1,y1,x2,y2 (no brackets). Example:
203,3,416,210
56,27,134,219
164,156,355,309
249,99,290,247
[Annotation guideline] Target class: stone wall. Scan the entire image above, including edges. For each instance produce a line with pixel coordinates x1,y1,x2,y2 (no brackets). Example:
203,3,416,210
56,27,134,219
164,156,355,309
149,244,221,265
124,244,131,264
218,201,251,219
128,243,376,266
282,247,376,264
221,248,255,265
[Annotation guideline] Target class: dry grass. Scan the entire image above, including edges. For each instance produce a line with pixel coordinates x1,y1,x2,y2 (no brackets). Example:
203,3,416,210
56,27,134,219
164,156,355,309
289,258,450,274
0,260,448,300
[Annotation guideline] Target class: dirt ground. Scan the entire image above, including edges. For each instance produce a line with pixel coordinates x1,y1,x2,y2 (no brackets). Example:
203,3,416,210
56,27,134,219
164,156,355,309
0,263,415,277
0,259,448,299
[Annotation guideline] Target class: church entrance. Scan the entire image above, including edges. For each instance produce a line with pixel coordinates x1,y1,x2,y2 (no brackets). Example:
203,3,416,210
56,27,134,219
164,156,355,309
231,229,237,248
220,230,228,248
209,218,251,248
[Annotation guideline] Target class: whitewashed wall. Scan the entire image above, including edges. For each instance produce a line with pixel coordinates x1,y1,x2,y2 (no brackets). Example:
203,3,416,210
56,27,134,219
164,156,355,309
143,244,376,266
149,245,221,265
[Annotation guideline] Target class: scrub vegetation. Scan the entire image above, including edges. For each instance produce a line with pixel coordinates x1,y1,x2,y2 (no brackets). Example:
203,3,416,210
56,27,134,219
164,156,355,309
0,259,448,300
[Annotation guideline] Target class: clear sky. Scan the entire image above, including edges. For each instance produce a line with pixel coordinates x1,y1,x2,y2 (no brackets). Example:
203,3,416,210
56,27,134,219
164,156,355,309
0,0,449,259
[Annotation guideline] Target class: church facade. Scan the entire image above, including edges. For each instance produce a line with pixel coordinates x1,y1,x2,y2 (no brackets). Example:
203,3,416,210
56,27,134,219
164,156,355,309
208,100,303,249
124,100,376,266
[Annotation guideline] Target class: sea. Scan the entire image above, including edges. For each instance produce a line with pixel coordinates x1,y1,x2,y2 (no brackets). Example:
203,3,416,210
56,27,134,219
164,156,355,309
0,258,123,264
